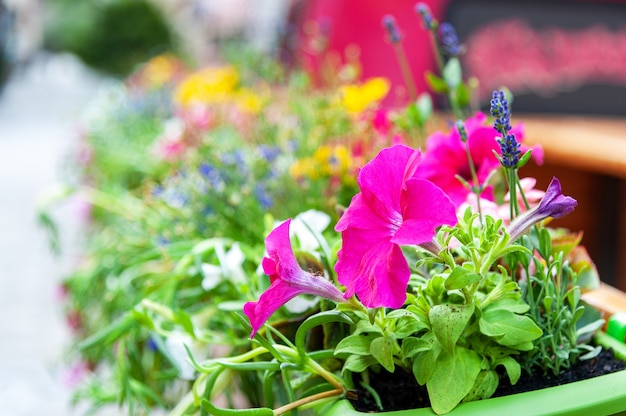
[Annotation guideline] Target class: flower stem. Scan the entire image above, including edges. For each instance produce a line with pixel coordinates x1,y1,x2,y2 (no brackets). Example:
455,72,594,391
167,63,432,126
393,43,418,101
273,388,343,416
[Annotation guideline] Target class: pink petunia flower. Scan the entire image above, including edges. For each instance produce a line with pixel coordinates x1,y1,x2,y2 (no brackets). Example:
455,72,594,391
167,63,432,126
415,112,541,207
334,145,458,308
244,219,345,338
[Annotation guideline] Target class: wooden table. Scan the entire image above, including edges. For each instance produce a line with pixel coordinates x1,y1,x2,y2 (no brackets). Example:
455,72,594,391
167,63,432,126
519,114,626,291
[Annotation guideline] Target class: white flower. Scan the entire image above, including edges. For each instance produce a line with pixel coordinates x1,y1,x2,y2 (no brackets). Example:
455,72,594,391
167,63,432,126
201,242,246,290
164,332,197,380
289,209,331,252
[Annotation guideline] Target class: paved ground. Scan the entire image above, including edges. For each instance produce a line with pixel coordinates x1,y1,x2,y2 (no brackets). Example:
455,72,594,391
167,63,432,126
0,53,110,416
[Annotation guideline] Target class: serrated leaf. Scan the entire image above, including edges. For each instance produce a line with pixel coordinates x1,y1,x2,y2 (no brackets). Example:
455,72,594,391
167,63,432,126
429,304,474,355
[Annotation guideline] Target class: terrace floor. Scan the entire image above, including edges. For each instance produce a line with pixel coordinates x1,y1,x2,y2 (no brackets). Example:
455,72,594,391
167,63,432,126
0,53,115,416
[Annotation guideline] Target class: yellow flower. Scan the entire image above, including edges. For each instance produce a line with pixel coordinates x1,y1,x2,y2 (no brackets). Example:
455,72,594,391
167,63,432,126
235,88,263,114
141,54,180,88
340,77,390,114
314,145,353,177
174,66,239,106
290,158,319,180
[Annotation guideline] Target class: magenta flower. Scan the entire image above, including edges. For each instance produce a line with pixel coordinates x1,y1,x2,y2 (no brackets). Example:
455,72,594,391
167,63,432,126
244,219,345,338
507,177,577,241
335,145,458,308
415,112,541,207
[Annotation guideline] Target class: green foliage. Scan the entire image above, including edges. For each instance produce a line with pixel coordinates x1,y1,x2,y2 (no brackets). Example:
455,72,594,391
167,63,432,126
334,212,542,414
513,227,604,376
44,0,178,77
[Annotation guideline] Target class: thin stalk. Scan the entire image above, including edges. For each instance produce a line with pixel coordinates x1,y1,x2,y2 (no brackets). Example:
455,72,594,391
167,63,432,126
462,137,483,223
393,43,418,101
273,388,343,416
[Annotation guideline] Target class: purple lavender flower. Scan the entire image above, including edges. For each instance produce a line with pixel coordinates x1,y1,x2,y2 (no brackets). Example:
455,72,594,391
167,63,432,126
490,90,521,168
507,177,577,241
438,23,463,57
382,15,402,44
415,2,436,30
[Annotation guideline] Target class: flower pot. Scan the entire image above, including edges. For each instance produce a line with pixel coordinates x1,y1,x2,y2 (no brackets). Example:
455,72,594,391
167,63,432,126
318,332,626,415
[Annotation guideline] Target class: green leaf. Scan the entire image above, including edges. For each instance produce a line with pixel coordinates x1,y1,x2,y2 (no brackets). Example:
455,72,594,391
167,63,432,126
429,304,474,355
354,319,384,336
335,334,378,356
370,335,398,372
443,58,462,89
174,309,196,336
486,297,530,314
416,93,433,123
517,148,534,168
401,336,431,360
404,102,421,127
343,354,377,373
201,399,274,415
394,316,428,338
463,369,499,403
77,313,134,351
445,267,481,290
295,311,353,353
455,83,471,109
567,286,581,310
214,360,281,372
479,309,542,349
425,71,448,93
427,347,482,414
412,334,441,385
388,309,428,337
494,356,521,384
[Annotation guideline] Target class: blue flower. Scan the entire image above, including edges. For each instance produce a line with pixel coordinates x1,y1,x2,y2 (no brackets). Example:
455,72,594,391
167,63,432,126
199,162,225,190
255,184,273,209
258,145,281,163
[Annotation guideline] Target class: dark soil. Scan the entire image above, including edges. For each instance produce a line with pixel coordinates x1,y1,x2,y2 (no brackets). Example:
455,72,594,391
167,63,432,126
349,348,625,412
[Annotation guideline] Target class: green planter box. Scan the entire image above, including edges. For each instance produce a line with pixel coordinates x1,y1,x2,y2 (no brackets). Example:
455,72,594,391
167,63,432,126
319,332,626,415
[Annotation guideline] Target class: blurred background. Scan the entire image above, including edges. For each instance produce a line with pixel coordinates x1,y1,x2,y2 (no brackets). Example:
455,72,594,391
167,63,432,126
2,0,626,414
